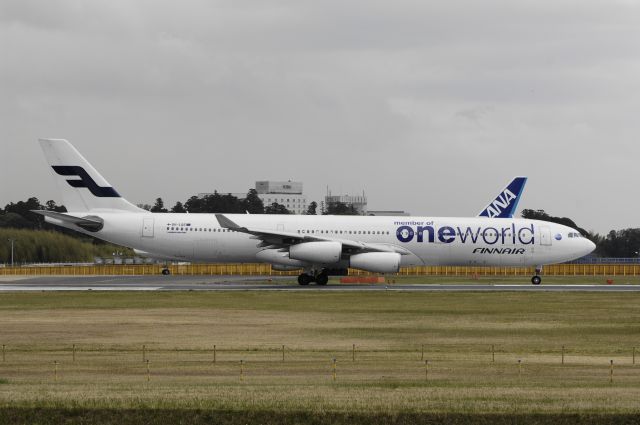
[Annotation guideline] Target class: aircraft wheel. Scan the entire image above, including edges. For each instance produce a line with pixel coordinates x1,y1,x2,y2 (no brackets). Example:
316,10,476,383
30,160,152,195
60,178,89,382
531,275,541,285
297,274,312,285
315,273,329,285
161,268,171,276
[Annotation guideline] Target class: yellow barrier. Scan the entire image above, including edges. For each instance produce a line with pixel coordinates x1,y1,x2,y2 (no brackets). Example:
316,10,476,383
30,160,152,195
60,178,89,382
0,263,638,277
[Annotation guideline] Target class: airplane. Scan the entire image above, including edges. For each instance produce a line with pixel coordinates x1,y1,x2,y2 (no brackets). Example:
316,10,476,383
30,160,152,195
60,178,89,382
34,139,595,285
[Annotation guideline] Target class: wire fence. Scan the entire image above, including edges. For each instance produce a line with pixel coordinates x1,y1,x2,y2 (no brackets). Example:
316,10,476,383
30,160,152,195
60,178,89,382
0,343,637,385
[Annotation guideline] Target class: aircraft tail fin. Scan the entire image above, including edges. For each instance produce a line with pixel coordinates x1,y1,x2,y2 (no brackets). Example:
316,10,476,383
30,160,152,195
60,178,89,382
478,177,527,218
39,139,143,213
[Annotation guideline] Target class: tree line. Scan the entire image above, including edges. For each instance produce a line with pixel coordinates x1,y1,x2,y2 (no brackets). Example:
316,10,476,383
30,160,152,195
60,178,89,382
2,197,639,259
139,189,357,216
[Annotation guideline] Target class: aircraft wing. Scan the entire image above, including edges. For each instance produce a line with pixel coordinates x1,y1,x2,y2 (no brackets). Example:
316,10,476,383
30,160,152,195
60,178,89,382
215,214,410,255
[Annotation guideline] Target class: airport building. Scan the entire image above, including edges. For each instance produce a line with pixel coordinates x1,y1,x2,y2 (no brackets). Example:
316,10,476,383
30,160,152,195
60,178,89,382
324,193,368,215
255,181,307,215
200,180,308,214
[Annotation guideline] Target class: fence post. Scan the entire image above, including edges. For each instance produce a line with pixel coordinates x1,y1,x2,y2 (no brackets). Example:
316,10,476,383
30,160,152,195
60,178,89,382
213,345,216,364
54,360,58,382
421,344,424,361
72,344,76,363
352,344,355,362
332,358,337,381
518,359,522,380
425,360,429,381
146,359,150,382
142,345,146,362
492,345,495,363
282,345,285,362
610,360,614,383
562,345,565,365
633,347,636,365
240,360,244,382
2,345,4,362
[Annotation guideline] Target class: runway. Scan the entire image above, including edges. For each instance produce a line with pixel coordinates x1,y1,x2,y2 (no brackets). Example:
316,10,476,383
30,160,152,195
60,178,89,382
0,275,639,292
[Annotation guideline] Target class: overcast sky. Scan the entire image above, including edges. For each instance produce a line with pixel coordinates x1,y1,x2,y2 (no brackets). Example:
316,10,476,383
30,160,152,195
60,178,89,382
1,0,639,234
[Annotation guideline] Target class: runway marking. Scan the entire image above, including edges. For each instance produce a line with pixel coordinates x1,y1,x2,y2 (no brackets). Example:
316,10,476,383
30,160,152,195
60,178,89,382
0,286,161,291
493,284,606,287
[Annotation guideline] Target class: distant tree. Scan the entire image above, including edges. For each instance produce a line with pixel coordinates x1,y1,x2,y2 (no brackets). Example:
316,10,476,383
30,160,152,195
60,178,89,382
184,195,204,213
265,202,291,214
0,212,32,229
598,228,640,258
150,198,168,213
45,200,67,212
324,201,359,215
242,189,264,214
171,201,186,213
521,209,589,235
4,197,46,228
137,204,152,211
305,201,317,215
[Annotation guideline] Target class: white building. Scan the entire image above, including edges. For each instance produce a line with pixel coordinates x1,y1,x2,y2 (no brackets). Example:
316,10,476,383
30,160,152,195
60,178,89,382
200,180,308,214
324,193,368,215
256,181,307,215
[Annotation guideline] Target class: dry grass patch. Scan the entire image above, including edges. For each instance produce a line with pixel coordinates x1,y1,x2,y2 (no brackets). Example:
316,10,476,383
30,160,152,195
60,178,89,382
0,290,639,415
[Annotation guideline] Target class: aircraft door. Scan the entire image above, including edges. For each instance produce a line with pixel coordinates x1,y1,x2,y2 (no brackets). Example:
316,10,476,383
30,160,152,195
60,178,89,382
142,218,154,238
540,226,552,246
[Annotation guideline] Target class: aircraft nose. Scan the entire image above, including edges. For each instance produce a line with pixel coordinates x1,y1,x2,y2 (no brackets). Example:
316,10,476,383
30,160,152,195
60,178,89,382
585,238,596,255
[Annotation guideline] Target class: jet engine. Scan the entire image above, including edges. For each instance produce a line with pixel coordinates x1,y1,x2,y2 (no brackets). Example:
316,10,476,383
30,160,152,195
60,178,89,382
349,252,401,273
289,241,342,264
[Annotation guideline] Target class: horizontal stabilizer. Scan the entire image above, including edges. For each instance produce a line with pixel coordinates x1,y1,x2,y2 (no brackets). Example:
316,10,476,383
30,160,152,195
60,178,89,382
32,210,104,232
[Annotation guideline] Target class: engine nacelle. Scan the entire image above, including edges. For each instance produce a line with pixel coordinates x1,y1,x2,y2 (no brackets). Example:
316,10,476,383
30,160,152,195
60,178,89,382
256,249,306,267
349,252,401,273
289,241,342,264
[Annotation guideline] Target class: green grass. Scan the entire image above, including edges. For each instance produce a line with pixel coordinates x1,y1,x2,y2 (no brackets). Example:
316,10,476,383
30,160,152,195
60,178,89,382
0,290,639,423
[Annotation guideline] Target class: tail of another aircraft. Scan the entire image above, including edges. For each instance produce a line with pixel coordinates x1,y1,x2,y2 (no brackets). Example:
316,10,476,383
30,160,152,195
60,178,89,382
39,139,143,213
478,177,527,218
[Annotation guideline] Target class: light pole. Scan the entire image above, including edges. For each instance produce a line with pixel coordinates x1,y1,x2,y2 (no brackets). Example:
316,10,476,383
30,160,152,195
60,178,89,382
7,239,16,267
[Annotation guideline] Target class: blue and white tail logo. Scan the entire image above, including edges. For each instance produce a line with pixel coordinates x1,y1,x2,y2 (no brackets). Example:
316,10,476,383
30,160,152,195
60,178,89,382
39,138,144,212
478,177,527,219
52,166,121,198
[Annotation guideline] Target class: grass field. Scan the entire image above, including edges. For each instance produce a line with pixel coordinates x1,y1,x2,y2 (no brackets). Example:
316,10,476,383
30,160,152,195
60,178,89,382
0,289,639,423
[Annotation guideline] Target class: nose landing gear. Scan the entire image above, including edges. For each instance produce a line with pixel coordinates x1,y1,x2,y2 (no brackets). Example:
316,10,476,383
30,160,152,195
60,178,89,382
531,266,542,285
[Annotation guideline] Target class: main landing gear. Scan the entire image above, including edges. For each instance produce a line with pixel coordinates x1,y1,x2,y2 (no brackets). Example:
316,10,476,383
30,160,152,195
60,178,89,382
531,266,542,285
161,268,171,275
297,270,329,286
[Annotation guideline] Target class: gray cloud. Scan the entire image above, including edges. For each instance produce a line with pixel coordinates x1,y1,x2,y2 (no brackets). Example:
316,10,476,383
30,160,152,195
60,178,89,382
1,0,639,234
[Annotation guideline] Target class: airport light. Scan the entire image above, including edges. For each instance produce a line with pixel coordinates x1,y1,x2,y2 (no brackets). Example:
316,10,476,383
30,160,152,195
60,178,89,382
7,239,16,267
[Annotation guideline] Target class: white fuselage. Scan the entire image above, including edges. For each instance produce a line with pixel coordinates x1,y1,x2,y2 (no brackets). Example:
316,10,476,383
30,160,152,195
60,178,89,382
51,213,595,268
